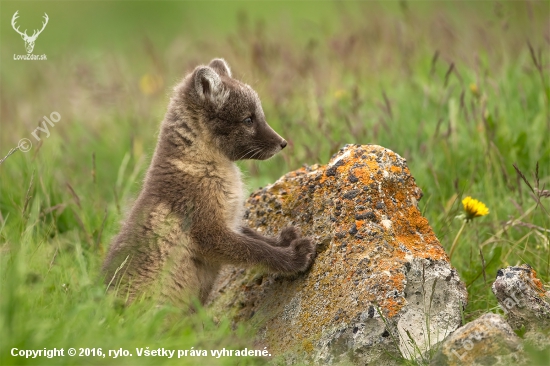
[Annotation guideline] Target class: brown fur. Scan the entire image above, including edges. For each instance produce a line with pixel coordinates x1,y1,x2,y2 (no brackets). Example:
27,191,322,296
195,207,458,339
102,59,315,306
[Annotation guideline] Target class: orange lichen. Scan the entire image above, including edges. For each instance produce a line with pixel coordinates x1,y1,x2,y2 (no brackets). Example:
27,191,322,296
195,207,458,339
390,165,402,174
381,297,402,318
354,166,375,185
528,268,547,298
302,340,314,353
391,204,447,261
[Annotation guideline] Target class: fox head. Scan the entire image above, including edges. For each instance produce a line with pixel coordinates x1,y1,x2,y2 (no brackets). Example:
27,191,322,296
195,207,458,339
165,59,287,161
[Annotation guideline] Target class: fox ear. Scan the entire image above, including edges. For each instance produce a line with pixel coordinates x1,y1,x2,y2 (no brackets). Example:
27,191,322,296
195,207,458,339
194,66,222,98
193,66,229,107
208,58,232,78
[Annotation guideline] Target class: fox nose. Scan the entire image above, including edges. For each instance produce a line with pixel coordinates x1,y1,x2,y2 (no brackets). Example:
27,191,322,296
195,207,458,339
280,140,287,149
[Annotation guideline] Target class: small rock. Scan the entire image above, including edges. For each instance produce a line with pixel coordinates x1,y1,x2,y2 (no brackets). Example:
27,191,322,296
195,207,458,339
492,264,550,351
492,264,550,331
431,313,523,366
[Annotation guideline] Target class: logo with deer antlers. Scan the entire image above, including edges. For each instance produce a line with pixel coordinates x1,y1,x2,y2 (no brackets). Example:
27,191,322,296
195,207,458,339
11,11,49,54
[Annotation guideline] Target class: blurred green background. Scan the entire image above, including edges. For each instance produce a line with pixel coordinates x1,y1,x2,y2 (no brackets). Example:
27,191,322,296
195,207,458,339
1,1,549,365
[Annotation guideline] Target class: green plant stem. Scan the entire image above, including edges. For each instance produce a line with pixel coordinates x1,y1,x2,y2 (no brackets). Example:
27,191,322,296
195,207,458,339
449,220,467,260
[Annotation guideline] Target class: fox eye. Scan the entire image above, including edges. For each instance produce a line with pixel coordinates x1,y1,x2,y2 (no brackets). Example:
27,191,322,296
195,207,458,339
242,117,253,126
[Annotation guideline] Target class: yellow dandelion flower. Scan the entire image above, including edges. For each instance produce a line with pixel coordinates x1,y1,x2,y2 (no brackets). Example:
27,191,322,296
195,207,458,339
334,89,348,100
139,73,163,96
469,83,479,97
449,196,489,259
462,196,489,221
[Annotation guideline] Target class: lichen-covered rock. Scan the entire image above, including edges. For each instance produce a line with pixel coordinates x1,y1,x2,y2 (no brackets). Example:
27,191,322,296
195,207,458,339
431,313,524,366
208,144,467,364
492,264,550,351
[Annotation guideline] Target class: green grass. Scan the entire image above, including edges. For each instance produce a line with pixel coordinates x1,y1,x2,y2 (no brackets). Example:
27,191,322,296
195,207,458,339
1,1,549,365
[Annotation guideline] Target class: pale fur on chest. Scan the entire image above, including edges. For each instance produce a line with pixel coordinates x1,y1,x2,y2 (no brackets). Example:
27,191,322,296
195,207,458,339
208,161,244,231
169,157,244,231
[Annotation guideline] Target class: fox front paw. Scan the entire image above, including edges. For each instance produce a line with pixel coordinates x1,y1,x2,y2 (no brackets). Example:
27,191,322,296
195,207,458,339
276,226,300,247
287,237,316,274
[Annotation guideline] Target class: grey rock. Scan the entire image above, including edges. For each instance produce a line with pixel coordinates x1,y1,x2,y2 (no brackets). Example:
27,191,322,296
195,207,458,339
208,144,468,364
492,264,550,351
492,264,550,331
431,313,524,366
